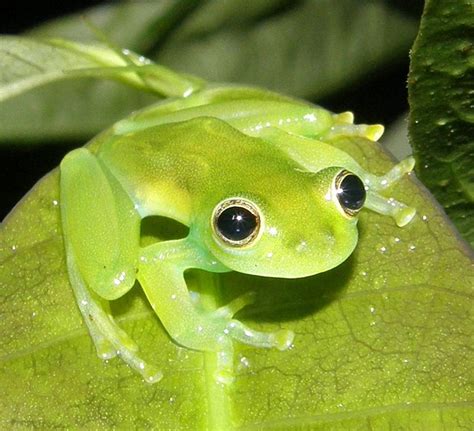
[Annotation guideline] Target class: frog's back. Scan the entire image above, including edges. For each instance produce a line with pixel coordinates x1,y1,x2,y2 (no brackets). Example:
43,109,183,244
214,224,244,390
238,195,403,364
90,117,295,224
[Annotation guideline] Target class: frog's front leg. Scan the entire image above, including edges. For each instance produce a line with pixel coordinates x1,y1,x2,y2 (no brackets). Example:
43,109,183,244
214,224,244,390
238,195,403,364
60,148,162,383
137,239,294,384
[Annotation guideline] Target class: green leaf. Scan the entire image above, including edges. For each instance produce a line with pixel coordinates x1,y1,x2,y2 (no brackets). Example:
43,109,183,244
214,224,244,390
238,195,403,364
0,37,202,102
154,0,417,98
0,37,134,102
0,36,204,143
408,0,474,246
0,0,418,143
1,137,472,429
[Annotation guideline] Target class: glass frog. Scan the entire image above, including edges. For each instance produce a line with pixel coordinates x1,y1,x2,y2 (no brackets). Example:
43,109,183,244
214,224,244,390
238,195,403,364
60,85,416,385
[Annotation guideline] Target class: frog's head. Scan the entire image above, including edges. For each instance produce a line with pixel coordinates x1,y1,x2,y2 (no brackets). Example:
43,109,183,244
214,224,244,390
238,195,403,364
197,165,366,278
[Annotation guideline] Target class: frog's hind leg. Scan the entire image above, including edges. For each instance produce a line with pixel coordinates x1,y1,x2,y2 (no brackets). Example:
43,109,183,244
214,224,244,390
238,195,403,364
321,111,385,142
60,148,162,383
66,251,162,383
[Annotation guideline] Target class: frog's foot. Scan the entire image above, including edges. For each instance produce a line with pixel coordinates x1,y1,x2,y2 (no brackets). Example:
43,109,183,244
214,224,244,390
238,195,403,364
74,280,163,384
212,318,294,385
325,122,385,142
328,112,384,141
332,111,354,124
209,319,294,385
365,191,416,227
362,156,416,227
194,293,293,384
214,291,293,351
174,292,294,385
86,302,162,383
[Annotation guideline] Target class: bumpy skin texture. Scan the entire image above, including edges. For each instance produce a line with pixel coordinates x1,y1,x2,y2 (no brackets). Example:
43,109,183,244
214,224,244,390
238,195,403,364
59,85,415,384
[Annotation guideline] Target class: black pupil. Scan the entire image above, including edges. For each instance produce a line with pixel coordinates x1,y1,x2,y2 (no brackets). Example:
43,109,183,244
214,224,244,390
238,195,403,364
216,206,257,241
337,174,366,211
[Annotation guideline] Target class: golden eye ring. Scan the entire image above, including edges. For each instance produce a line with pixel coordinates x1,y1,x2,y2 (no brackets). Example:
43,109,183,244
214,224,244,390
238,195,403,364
212,198,262,247
333,170,366,217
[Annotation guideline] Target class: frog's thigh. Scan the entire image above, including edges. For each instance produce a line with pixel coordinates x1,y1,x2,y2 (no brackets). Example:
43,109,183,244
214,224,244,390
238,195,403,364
60,149,162,382
60,148,140,300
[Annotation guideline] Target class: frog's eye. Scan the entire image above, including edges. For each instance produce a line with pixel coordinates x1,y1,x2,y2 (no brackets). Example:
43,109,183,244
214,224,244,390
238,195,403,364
333,170,366,217
212,198,261,246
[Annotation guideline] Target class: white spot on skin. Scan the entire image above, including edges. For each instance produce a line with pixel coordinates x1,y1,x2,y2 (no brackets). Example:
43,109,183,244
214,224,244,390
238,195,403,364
379,246,387,253
409,244,416,251
11,245,17,251
325,191,332,201
113,271,126,286
266,252,273,259
240,356,250,368
153,253,165,262
296,241,307,253
52,200,58,206
303,113,317,122
422,215,428,221
244,329,253,338
183,88,193,97
171,294,177,301
394,237,400,243
268,226,278,237
369,306,376,314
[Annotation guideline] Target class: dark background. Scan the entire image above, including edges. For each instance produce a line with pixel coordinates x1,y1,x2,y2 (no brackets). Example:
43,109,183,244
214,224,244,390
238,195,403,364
0,1,424,220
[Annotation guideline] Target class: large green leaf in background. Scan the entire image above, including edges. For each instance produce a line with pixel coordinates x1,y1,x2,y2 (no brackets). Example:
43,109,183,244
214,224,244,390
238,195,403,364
408,0,474,246
1,134,473,428
0,0,418,142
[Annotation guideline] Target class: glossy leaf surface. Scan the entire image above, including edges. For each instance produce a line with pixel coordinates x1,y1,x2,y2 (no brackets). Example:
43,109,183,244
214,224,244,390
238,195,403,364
1,137,472,429
408,0,474,245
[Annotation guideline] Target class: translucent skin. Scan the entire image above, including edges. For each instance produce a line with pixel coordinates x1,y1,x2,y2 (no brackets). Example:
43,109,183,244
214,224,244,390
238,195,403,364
60,86,416,384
